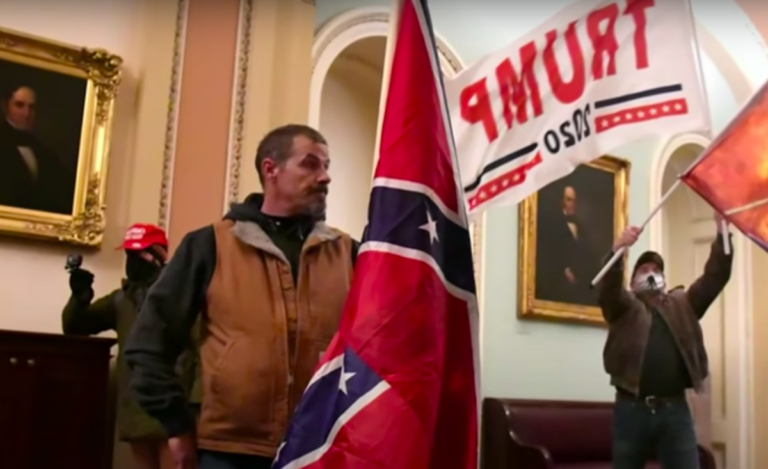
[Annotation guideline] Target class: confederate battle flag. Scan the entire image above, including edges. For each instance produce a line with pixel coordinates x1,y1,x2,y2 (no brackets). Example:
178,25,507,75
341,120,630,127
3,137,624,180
271,1,480,468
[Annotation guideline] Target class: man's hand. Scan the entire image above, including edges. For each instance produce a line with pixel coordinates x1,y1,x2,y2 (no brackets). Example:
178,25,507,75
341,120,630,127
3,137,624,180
168,433,197,469
68,268,94,295
613,226,642,252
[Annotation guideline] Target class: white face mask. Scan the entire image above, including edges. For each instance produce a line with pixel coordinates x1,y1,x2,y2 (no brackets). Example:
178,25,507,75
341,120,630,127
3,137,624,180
632,272,666,292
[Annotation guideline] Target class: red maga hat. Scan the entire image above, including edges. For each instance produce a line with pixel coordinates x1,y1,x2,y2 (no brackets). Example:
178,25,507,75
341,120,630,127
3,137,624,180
118,223,168,251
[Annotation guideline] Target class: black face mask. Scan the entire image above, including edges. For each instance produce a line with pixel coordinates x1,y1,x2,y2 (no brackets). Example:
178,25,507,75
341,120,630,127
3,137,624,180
125,251,163,284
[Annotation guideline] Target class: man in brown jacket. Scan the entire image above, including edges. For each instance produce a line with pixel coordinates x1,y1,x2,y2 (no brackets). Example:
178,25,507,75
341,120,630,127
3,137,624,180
125,124,359,469
598,213,732,469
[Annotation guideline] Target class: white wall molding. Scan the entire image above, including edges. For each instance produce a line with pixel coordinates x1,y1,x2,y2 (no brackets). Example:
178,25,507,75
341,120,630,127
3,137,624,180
649,132,753,467
157,0,190,232
223,0,255,211
648,133,711,254
309,7,463,127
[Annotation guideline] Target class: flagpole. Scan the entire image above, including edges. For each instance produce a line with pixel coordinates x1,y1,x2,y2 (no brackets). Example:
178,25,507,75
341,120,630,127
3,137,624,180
590,145,714,286
372,0,402,176
590,179,681,286
721,221,731,255
410,1,482,461
412,3,469,227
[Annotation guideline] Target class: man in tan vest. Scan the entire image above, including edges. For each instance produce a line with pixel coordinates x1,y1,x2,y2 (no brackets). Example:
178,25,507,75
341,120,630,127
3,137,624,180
125,124,359,469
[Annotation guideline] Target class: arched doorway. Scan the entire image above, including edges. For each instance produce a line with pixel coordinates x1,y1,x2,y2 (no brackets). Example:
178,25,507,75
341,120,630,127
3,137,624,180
318,36,386,238
310,8,484,367
309,7,472,247
660,137,749,469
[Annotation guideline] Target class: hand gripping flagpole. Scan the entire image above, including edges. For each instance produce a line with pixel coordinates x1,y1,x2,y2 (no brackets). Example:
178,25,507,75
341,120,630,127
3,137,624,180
590,178,682,286
591,148,712,287
721,220,731,255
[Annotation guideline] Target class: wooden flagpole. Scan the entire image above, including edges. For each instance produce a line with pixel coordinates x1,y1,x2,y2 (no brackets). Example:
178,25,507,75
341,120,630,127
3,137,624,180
590,179,683,286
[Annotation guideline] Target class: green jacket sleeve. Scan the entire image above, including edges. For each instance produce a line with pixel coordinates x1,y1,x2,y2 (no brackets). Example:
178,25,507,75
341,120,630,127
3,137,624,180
62,290,119,335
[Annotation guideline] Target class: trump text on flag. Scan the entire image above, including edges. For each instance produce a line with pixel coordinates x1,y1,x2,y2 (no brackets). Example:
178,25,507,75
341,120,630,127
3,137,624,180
445,0,708,215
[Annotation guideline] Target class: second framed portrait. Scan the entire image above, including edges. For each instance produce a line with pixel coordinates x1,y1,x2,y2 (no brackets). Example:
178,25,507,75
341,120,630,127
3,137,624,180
518,155,630,324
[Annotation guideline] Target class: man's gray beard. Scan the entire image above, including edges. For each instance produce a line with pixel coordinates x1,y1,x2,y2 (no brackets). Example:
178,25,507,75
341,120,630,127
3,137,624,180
302,201,326,220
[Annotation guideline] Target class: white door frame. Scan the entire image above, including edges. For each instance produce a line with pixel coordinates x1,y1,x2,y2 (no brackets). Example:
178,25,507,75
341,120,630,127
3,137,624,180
649,133,754,468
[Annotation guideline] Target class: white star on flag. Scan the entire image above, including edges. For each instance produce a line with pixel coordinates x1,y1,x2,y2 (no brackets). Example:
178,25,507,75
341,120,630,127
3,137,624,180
419,209,439,244
339,362,356,395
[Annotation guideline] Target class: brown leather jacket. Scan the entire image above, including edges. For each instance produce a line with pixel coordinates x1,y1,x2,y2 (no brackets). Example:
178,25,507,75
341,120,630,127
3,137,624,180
598,234,732,394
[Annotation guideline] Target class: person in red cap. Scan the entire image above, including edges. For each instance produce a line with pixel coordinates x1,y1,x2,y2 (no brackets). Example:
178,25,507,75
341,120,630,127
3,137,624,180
597,212,733,469
62,223,198,469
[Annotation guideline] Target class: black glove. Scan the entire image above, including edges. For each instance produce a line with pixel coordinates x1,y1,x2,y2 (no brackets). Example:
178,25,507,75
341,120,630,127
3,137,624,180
69,268,95,295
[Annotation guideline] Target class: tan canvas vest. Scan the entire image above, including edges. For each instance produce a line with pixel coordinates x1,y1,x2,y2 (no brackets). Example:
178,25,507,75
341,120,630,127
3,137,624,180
196,219,354,457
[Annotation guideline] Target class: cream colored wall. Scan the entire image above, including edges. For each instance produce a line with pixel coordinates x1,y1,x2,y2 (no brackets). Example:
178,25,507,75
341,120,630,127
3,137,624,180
233,0,317,203
0,0,179,334
319,56,381,238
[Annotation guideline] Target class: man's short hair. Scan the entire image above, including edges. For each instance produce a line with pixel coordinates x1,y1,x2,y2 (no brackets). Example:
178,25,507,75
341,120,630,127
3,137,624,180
254,124,327,184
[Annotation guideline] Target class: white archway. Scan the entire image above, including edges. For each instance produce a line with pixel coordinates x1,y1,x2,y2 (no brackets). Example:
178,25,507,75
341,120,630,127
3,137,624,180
309,7,465,127
649,133,712,253
309,5,480,252
319,37,386,238
650,133,753,467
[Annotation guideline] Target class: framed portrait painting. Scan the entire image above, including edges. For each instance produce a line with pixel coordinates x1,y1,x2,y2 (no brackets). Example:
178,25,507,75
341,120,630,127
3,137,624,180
0,27,122,246
518,155,630,324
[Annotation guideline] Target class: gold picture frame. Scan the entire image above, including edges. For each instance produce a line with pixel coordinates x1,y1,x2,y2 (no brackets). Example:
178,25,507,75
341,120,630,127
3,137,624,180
0,27,122,246
518,155,630,325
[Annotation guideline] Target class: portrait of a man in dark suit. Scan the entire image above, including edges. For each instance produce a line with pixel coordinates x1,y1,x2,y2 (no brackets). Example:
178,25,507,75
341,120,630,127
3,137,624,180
534,165,617,307
0,83,78,215
0,59,86,216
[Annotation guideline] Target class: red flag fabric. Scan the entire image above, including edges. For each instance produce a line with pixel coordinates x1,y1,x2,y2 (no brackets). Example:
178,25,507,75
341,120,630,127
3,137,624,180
271,1,479,469
681,81,768,250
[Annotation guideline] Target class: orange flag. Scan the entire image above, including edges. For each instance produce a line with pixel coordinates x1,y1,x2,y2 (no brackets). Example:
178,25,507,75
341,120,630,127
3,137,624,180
681,80,768,249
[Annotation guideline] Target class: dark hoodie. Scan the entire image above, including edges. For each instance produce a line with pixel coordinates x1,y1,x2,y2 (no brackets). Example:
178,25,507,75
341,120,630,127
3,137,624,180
227,193,321,280
124,194,359,437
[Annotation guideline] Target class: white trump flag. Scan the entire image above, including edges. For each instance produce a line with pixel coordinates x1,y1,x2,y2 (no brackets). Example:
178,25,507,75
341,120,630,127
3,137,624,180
446,0,708,216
